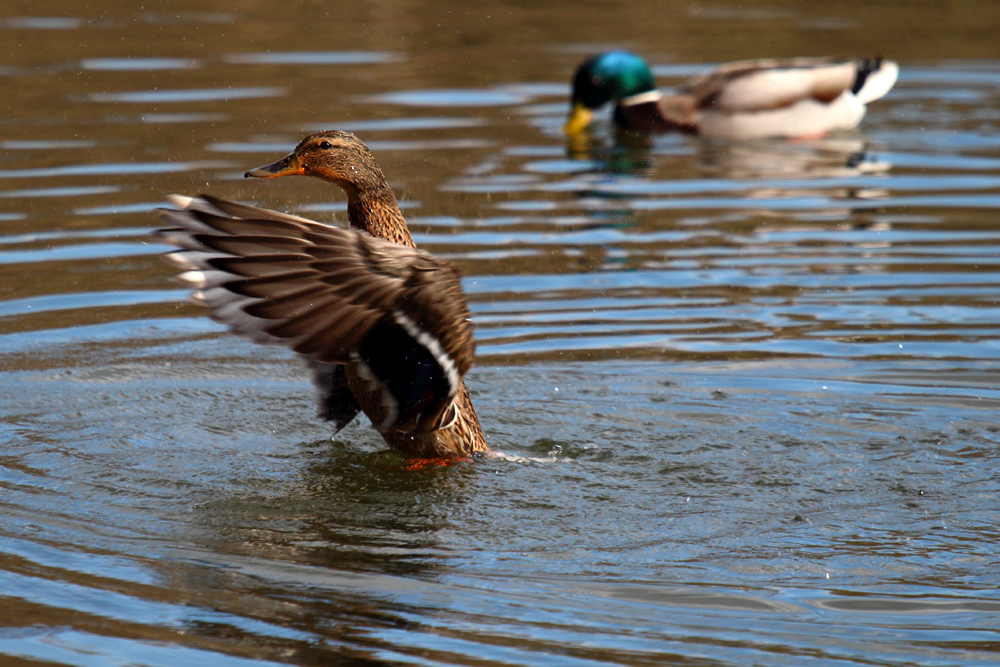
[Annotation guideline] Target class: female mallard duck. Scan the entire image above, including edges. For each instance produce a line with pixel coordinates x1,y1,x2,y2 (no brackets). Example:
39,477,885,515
566,51,899,140
156,131,488,458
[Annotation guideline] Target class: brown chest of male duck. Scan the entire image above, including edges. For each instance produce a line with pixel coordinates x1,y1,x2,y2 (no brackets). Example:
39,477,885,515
156,131,488,458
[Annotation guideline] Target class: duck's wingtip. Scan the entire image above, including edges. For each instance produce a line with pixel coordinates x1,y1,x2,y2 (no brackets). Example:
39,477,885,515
165,193,196,209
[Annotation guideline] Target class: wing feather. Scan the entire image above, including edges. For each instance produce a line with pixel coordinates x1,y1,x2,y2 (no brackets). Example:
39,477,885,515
685,57,890,112
156,195,476,433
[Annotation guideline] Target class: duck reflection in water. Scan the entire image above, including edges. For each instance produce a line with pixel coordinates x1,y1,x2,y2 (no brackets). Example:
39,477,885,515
163,440,475,662
566,111,892,182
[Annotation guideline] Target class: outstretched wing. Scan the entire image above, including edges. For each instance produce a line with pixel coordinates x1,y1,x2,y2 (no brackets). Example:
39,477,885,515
155,194,475,434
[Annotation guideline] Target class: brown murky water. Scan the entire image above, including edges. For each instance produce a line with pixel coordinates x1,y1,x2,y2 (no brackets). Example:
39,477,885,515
2,1,1000,665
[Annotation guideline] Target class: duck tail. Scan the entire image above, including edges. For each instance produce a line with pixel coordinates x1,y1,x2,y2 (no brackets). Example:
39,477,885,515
853,58,899,103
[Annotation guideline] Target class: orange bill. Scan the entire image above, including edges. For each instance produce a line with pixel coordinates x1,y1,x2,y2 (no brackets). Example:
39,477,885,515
244,152,305,179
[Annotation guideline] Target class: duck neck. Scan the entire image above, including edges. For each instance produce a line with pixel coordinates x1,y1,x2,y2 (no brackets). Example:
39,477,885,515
346,185,415,248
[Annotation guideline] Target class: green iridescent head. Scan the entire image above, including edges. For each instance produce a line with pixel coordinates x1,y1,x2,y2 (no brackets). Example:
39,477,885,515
566,51,656,133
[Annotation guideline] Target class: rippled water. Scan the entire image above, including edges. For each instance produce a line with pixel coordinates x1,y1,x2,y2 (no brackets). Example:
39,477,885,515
2,1,1000,665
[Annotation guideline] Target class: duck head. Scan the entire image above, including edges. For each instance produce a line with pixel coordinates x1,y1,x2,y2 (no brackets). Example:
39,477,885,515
245,130,387,198
566,51,656,134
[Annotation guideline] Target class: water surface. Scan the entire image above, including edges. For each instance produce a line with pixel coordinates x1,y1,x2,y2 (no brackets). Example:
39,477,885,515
2,1,999,665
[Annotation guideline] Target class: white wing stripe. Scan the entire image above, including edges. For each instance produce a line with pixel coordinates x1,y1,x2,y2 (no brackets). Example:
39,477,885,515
392,310,460,397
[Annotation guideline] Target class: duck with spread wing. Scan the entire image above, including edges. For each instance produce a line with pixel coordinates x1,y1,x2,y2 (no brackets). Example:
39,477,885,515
156,131,488,458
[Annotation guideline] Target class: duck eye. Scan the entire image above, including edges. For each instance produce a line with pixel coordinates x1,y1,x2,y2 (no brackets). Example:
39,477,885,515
319,141,333,149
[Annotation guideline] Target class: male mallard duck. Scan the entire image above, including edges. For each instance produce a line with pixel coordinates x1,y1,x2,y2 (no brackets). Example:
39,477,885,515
156,131,488,458
566,51,899,140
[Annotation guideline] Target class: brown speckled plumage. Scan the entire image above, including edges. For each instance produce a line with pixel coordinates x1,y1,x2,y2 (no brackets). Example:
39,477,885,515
157,131,488,457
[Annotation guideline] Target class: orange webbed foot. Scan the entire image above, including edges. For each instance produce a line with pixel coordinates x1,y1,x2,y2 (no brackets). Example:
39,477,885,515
403,455,472,471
